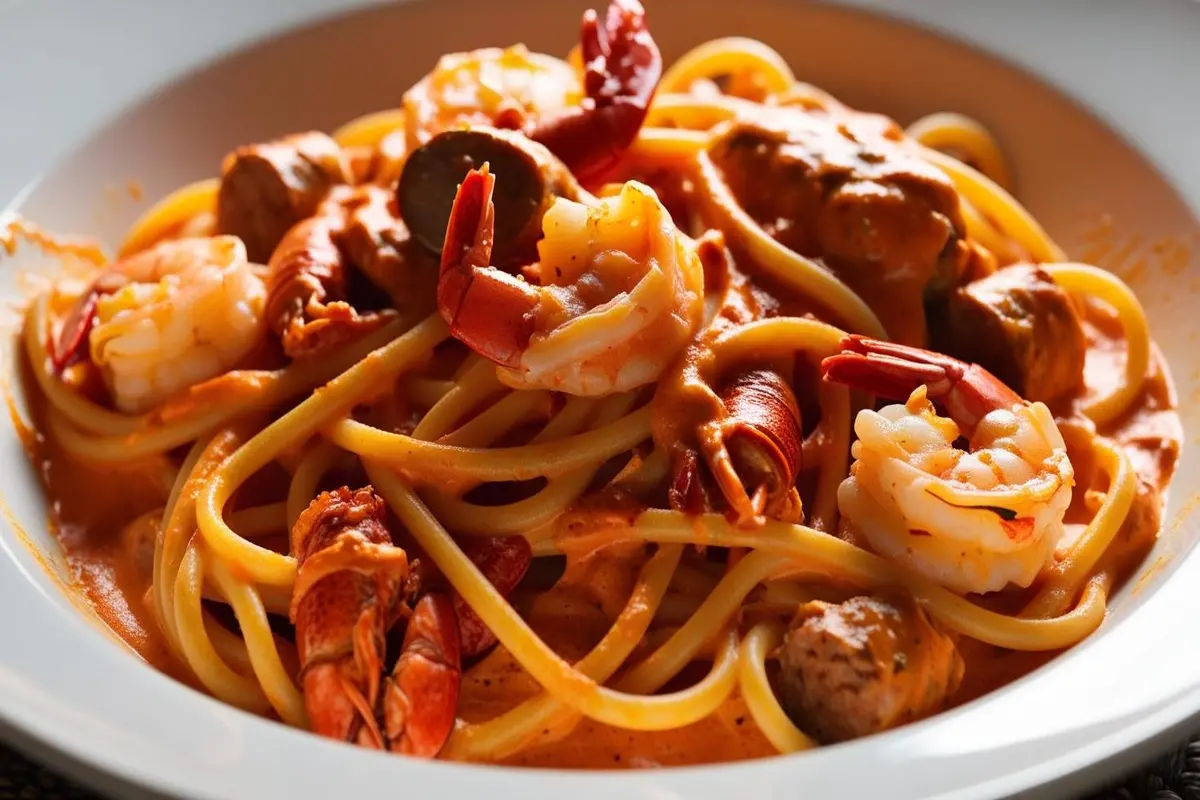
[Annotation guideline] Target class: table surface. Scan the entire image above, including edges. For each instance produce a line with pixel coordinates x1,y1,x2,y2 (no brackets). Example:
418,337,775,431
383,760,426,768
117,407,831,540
3,737,1199,800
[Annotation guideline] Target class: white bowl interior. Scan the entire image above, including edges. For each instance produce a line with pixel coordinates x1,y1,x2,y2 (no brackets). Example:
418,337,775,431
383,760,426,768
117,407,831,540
2,1,1199,798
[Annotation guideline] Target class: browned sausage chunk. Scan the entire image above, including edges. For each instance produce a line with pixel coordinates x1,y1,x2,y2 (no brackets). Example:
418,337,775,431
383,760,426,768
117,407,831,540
1098,477,1162,589
777,593,963,743
706,108,974,344
398,126,589,269
931,263,1086,405
217,132,351,262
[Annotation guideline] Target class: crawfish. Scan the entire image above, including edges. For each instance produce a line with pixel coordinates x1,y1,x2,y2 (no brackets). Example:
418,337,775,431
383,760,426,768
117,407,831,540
654,244,805,526
290,487,460,756
669,369,804,525
452,535,532,659
266,186,432,360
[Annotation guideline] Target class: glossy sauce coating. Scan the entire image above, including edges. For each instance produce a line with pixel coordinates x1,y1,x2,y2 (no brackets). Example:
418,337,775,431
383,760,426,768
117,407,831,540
18,311,1179,766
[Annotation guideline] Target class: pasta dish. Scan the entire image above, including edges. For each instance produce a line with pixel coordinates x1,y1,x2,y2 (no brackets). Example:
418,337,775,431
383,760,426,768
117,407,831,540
5,0,1182,768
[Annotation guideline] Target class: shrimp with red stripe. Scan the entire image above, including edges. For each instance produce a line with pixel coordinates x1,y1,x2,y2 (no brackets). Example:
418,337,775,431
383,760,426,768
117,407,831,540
436,163,704,396
821,336,1074,594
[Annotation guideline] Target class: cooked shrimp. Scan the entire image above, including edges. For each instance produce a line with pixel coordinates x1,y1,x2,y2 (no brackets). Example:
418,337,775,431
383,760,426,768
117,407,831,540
821,336,1074,594
71,236,266,413
404,44,581,148
439,165,704,395
403,0,662,180
265,186,417,360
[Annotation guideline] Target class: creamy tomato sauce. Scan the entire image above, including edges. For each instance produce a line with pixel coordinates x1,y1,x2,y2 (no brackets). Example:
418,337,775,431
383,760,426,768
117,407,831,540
14,292,1182,767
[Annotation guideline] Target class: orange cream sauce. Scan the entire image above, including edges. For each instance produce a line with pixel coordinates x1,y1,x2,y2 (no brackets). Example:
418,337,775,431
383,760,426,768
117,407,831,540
456,547,776,767
12,270,1183,770
1,214,107,266
952,309,1181,706
17,356,192,684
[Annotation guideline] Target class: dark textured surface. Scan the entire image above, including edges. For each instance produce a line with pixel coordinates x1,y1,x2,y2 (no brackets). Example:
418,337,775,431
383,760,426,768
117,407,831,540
3,738,1200,799
0,746,89,800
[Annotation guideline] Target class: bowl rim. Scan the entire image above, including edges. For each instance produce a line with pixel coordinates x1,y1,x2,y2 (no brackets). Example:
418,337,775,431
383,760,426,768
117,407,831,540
2,1,1200,798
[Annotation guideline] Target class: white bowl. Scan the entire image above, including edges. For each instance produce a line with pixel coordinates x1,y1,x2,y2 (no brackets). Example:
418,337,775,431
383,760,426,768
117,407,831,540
2,1,1199,798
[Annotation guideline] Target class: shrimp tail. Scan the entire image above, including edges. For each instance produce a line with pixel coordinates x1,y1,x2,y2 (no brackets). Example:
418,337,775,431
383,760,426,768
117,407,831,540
51,266,138,374
531,0,662,180
821,335,1021,434
438,166,540,367
50,289,101,373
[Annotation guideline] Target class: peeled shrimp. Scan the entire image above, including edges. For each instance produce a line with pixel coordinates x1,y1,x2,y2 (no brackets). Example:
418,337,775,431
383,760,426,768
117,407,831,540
439,165,704,395
404,44,581,148
822,336,1074,594
403,0,662,180
87,236,266,413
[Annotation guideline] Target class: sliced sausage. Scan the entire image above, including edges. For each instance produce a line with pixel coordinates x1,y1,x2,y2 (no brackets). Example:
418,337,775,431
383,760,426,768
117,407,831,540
398,126,590,269
1098,477,1162,590
777,593,963,743
931,263,1086,405
217,131,351,262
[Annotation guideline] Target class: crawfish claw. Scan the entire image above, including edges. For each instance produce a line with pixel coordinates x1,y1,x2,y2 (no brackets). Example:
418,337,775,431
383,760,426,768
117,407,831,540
454,535,532,659
383,592,461,757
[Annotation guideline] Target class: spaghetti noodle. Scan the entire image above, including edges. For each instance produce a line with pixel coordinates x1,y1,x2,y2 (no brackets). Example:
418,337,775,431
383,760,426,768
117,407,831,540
7,3,1180,769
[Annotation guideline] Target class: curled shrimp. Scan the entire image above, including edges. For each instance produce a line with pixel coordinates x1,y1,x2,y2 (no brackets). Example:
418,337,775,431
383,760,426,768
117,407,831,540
404,44,581,148
403,0,661,180
439,164,704,395
55,236,266,413
821,336,1074,594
